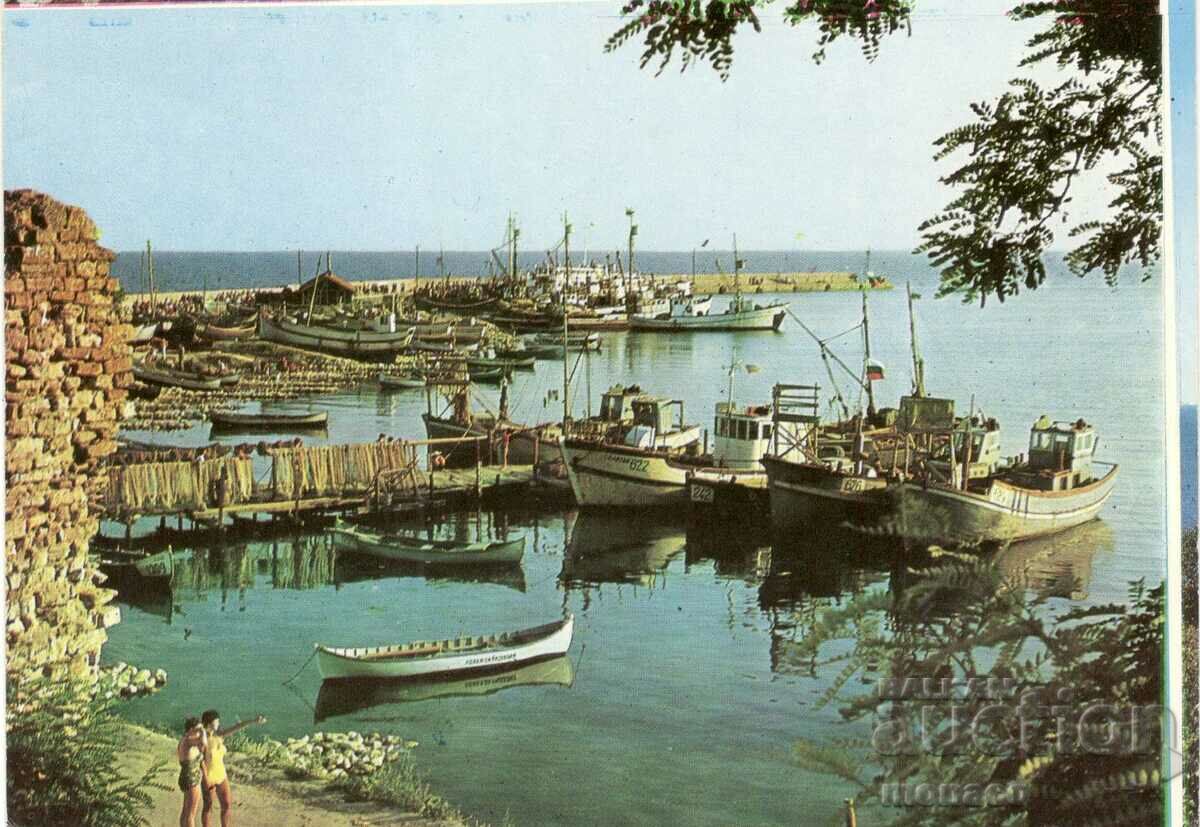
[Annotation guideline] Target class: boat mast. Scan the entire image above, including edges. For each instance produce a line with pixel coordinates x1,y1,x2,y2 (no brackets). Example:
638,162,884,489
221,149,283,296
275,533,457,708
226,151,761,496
861,288,877,420
146,240,156,311
509,217,519,281
562,213,572,428
626,208,636,298
415,245,420,293
907,281,926,398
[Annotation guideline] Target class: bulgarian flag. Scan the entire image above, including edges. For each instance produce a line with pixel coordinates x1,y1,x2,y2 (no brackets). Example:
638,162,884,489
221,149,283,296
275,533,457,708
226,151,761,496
865,359,885,381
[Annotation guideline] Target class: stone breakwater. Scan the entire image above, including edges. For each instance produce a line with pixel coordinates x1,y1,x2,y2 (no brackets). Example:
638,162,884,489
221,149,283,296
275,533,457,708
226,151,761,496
5,190,131,688
271,731,420,781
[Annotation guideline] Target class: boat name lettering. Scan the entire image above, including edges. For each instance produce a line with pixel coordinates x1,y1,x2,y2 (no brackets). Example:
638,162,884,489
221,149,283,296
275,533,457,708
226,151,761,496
840,478,869,493
690,485,715,503
463,651,519,667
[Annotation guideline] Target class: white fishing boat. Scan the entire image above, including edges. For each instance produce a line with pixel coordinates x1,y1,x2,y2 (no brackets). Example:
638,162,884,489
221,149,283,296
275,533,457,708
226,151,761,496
630,238,787,331
630,293,787,331
379,372,426,390
258,313,415,358
883,417,1119,547
560,394,702,507
316,614,574,680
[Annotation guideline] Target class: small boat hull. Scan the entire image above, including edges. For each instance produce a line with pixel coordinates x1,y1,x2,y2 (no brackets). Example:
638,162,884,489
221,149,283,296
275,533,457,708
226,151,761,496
316,614,573,680
379,373,426,390
330,525,525,564
210,410,328,433
761,454,892,538
686,469,769,521
883,465,1119,547
560,439,691,508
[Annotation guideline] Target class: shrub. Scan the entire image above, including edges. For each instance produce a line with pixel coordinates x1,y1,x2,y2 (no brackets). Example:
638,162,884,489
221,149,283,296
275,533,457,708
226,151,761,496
6,677,167,827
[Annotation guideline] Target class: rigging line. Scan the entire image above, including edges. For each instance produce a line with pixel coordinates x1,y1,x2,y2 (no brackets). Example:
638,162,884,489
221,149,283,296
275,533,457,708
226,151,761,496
786,308,869,392
820,321,864,345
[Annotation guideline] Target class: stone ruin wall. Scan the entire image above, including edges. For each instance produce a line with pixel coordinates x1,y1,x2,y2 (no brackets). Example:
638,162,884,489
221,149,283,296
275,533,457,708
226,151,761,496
5,190,132,686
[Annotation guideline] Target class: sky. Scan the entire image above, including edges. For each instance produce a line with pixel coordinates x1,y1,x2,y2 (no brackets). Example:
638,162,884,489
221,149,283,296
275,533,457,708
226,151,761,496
3,0,1074,254
1168,1,1198,405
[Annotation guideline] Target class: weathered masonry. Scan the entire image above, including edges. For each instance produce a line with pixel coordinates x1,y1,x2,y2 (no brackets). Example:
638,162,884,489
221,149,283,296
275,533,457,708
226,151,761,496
5,190,132,684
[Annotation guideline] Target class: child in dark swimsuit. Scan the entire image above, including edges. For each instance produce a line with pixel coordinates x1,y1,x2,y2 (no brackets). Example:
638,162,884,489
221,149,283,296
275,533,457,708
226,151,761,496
177,717,208,827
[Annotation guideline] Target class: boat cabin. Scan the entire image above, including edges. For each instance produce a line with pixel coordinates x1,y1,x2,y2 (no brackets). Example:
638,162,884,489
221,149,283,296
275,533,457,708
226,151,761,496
929,420,1003,486
667,296,713,319
598,384,643,424
1016,418,1099,491
710,402,783,470
623,396,700,451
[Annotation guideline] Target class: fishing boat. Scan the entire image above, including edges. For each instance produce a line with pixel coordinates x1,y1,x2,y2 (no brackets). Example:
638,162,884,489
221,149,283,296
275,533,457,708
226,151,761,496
630,293,787,331
379,373,426,390
329,522,525,564
258,312,415,359
209,409,328,433
129,321,167,345
133,361,223,392
413,294,500,314
560,394,703,507
633,240,787,332
314,655,574,721
315,613,574,680
882,417,1119,547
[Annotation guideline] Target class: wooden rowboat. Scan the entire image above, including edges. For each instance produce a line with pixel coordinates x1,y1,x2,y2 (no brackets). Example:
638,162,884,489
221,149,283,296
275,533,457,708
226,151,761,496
133,362,222,392
316,614,574,680
468,366,507,384
330,523,525,564
466,355,536,371
197,319,256,342
209,410,328,433
379,373,427,390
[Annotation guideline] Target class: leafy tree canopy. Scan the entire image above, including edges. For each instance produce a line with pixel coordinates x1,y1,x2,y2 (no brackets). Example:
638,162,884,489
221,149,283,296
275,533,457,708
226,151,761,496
606,1,1162,305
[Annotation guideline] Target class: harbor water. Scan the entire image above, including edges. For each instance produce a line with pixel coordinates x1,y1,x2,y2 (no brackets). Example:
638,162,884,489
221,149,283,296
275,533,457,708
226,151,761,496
103,253,1167,826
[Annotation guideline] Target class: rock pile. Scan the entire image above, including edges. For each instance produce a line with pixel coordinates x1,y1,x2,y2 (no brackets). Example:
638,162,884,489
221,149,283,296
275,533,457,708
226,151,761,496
96,662,167,699
276,731,420,780
5,190,131,687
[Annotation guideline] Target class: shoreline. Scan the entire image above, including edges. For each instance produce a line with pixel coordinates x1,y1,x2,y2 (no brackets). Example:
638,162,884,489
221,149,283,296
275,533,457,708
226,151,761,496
117,722,469,826
120,271,890,306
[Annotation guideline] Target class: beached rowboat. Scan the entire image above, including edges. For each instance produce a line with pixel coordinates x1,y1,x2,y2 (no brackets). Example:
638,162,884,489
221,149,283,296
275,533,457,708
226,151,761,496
330,523,525,564
133,362,223,392
315,614,574,680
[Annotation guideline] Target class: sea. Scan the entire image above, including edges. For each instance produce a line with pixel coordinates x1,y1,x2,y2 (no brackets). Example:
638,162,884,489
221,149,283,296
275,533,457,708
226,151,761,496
102,250,1173,827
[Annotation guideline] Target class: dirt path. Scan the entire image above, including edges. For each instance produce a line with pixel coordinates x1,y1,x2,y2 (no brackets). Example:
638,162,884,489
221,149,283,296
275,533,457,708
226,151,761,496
119,725,464,827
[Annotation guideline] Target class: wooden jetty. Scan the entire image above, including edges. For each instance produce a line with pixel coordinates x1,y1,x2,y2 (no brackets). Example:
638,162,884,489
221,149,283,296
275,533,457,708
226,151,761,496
99,435,537,530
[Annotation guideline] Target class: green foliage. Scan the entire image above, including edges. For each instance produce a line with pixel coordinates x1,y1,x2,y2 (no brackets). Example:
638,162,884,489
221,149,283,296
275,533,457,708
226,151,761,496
1183,529,1198,826
6,678,168,827
789,559,1165,826
604,0,912,79
337,753,460,821
607,0,1162,304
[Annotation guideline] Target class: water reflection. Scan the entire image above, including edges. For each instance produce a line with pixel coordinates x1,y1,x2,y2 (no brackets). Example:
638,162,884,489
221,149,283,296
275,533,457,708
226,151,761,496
992,519,1112,600
559,511,687,589
312,655,574,723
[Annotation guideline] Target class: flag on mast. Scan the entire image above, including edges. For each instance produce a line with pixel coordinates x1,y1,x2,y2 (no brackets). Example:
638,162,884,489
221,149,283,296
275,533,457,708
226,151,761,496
866,359,885,381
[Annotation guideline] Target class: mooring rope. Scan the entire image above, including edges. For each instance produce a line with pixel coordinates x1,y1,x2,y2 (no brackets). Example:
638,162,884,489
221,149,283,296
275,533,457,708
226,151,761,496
282,647,318,685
